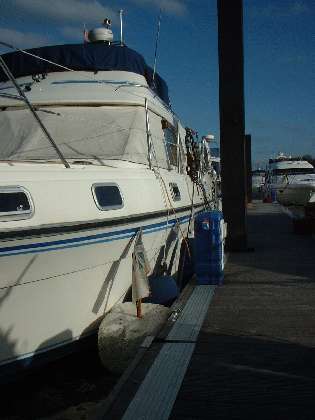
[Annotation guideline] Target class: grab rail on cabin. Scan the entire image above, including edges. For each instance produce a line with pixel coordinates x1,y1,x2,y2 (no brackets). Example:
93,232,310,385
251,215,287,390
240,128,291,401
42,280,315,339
144,98,153,170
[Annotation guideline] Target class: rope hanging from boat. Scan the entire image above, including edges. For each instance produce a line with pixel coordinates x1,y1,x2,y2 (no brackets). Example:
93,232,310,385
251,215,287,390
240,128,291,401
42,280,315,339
184,127,212,210
144,102,191,260
185,127,200,183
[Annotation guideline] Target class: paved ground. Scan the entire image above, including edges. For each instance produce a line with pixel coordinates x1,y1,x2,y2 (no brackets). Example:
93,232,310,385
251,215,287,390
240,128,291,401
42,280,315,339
170,201,315,420
26,201,314,420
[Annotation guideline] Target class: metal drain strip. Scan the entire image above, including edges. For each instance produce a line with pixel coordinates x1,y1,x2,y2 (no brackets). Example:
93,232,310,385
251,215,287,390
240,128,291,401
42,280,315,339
122,285,216,420
167,285,216,341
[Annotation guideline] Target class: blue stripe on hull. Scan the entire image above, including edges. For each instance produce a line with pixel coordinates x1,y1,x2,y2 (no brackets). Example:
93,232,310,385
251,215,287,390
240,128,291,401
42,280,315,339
0,210,200,379
0,214,190,257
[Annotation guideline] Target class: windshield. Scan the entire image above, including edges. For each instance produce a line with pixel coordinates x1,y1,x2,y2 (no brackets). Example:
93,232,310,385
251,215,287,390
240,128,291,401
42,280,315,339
0,106,172,169
272,168,314,176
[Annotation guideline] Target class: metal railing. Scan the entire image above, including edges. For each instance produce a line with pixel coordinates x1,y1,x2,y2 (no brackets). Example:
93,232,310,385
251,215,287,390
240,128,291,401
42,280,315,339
0,55,70,168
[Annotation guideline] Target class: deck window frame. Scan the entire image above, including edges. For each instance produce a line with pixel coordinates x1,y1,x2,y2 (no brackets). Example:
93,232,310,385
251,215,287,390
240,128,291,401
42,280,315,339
0,186,34,221
92,182,124,211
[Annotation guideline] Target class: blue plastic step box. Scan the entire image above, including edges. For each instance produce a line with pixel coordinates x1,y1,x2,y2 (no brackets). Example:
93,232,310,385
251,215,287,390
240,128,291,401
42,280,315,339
194,211,224,285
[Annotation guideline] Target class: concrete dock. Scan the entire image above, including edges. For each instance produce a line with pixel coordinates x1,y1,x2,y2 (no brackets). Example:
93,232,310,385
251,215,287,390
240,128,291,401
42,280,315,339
94,201,315,420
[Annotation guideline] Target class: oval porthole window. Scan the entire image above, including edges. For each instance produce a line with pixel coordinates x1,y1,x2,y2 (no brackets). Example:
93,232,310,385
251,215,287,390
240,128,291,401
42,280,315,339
92,183,123,211
0,186,34,221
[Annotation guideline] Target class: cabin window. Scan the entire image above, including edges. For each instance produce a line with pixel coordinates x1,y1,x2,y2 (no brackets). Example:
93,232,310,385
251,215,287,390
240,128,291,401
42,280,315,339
0,187,33,220
92,183,123,210
162,120,177,167
169,183,181,201
272,168,314,176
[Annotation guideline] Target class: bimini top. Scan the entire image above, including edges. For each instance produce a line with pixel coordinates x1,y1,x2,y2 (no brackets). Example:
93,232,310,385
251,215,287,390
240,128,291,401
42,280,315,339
0,43,169,105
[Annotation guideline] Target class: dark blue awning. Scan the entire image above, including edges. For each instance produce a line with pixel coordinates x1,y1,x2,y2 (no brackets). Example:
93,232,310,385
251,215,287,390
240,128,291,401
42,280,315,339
0,43,169,105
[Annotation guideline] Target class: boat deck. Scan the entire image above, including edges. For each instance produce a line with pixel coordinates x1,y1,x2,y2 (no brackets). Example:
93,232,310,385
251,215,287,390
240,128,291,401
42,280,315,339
94,201,315,420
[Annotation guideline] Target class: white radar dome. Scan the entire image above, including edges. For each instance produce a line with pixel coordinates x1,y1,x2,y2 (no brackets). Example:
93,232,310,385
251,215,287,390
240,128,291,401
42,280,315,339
88,27,114,43
204,134,215,142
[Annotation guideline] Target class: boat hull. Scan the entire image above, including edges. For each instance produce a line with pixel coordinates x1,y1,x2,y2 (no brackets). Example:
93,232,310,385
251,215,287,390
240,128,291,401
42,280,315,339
277,182,315,207
0,208,196,376
0,59,212,379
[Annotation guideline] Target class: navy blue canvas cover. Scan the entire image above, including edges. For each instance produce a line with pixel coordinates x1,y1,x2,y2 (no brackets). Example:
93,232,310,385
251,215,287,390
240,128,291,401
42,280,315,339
0,43,169,105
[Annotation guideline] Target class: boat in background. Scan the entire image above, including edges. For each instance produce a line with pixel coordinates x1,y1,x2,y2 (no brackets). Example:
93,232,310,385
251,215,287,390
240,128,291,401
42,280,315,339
263,154,315,228
262,154,314,202
252,169,265,198
277,174,315,207
0,22,216,377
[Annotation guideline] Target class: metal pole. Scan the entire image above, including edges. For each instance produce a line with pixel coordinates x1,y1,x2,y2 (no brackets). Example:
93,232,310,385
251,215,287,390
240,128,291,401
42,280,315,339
0,41,75,73
176,121,181,173
144,98,153,169
217,0,247,250
0,56,70,168
152,9,162,86
119,9,124,46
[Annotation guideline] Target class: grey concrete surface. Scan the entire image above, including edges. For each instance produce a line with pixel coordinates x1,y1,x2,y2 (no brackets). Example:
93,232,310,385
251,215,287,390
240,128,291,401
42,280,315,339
170,201,315,420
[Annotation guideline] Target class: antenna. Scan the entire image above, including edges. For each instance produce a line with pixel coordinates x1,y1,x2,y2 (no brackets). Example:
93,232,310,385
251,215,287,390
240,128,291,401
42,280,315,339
119,9,124,46
83,23,89,43
152,8,162,87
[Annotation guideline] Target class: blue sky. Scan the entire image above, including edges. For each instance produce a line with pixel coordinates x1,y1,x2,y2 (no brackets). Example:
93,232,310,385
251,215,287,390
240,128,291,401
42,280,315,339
0,0,314,168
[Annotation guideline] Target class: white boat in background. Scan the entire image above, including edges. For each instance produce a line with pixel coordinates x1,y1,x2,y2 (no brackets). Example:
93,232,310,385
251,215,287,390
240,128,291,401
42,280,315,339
263,154,315,223
263,154,315,202
251,169,265,197
277,176,315,207
0,24,216,376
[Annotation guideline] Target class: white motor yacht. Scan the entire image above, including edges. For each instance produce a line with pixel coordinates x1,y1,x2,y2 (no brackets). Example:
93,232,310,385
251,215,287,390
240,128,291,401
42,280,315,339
0,24,215,376
263,154,315,223
277,175,315,207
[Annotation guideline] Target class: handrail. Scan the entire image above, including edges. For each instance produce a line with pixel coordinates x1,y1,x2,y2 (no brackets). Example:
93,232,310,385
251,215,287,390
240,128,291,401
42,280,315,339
144,98,153,169
0,41,75,74
0,92,24,101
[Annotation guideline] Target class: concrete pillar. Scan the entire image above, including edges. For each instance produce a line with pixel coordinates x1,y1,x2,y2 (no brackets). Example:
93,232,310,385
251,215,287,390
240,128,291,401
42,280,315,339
217,0,247,250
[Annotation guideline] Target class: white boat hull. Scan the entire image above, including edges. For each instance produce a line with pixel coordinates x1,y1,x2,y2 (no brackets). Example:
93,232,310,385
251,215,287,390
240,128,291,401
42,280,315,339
277,181,315,207
0,160,208,374
0,207,199,372
0,59,215,376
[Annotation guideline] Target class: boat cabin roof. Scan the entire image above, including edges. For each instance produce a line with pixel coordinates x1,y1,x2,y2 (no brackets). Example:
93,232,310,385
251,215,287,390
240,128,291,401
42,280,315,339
269,160,314,170
0,43,169,105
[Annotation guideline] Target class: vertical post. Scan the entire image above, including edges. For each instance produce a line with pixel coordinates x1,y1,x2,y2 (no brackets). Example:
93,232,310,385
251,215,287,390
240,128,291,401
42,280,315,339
152,9,162,87
217,0,247,250
144,98,153,169
119,9,124,46
245,134,252,204
176,121,181,173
